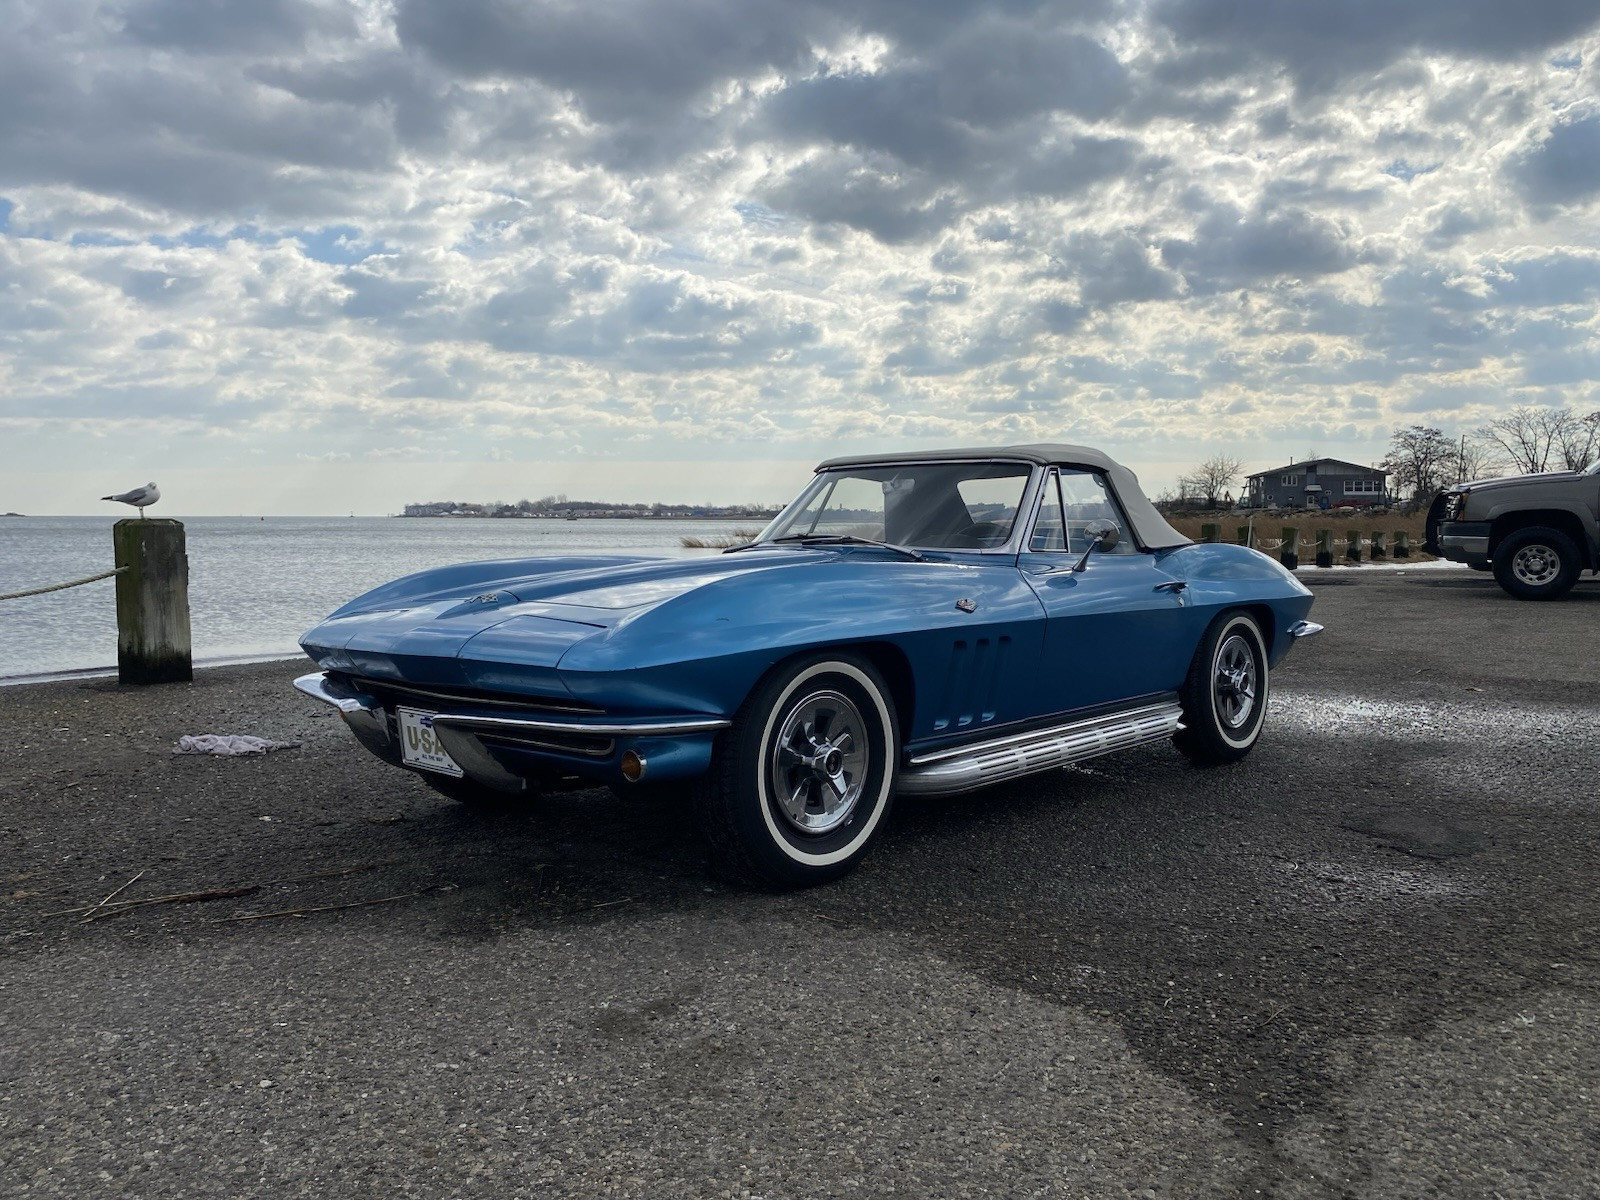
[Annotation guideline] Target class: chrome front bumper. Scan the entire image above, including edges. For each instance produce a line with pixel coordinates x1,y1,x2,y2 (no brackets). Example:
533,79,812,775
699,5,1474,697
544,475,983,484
1288,620,1323,639
294,672,730,791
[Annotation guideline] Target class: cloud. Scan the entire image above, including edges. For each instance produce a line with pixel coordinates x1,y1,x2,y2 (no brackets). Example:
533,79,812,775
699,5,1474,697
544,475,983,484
1154,0,1600,93
2,0,1600,510
1160,204,1362,291
1509,110,1600,207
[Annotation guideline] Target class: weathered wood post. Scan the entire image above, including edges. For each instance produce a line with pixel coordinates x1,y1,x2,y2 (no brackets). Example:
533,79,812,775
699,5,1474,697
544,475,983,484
1280,526,1299,570
1237,525,1257,549
1370,531,1386,560
113,519,192,685
1346,530,1363,563
1393,531,1410,558
1199,523,1221,543
1314,529,1334,568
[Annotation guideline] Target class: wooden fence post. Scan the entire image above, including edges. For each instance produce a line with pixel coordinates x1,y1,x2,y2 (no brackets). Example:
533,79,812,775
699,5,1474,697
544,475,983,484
1237,525,1257,549
1315,529,1334,568
1199,523,1220,543
1346,531,1363,563
1370,531,1386,560
1280,526,1299,570
1393,531,1410,558
113,519,192,685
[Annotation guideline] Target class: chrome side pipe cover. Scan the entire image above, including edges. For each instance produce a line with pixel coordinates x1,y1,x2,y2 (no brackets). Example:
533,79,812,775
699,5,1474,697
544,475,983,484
897,701,1184,796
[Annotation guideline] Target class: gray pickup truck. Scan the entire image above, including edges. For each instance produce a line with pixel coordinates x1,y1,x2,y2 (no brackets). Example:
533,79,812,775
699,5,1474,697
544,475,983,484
1425,463,1600,599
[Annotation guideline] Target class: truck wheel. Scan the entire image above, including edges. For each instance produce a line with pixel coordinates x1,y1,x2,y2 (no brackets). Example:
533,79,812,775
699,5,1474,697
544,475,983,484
1492,527,1580,600
1175,612,1269,766
696,653,898,890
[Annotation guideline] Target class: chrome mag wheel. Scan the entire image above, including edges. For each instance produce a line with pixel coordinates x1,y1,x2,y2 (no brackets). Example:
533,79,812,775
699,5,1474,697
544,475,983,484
696,653,898,889
769,689,869,836
1212,633,1259,732
1176,611,1269,766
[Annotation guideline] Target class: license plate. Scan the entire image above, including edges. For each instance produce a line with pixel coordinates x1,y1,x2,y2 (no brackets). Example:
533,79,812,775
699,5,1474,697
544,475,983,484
397,707,464,777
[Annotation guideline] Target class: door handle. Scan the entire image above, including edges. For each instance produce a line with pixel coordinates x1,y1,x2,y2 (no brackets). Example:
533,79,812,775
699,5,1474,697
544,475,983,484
1154,580,1188,594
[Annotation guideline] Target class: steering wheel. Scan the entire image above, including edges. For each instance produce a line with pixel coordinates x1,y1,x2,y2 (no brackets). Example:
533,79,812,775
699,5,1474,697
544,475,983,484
950,521,1009,548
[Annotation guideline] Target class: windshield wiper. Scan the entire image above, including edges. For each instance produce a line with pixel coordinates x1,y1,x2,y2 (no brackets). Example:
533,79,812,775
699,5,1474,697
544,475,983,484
766,533,925,561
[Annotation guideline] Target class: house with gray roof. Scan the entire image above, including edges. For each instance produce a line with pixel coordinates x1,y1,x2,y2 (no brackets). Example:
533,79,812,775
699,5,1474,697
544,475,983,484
1244,457,1390,510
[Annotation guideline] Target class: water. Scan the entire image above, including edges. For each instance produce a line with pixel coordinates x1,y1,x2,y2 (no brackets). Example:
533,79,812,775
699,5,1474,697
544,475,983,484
0,516,754,680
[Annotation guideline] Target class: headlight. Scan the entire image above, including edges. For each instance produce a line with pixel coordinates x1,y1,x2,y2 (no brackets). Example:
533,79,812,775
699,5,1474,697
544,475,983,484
1443,491,1469,520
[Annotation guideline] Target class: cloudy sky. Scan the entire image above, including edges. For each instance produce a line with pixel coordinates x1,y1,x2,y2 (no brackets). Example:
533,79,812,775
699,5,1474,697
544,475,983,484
4,0,1599,514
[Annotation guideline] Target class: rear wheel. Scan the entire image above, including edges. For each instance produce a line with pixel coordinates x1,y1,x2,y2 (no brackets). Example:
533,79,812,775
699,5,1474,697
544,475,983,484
1492,526,1580,601
696,653,898,889
1175,612,1269,766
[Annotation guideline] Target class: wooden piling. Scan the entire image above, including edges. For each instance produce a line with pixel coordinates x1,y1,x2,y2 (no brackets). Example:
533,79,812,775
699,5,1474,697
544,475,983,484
1370,531,1386,560
1199,523,1221,543
1346,530,1363,563
1237,525,1257,549
1315,529,1334,568
1393,531,1410,558
1280,526,1299,570
113,519,192,685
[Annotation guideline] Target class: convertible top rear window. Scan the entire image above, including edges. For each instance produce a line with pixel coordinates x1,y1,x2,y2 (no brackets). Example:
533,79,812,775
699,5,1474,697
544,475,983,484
762,462,1033,550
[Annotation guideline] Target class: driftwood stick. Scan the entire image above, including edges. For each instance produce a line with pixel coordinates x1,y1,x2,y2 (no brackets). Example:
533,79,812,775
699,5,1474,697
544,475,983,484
49,861,392,918
219,887,442,923
81,886,262,921
81,870,146,920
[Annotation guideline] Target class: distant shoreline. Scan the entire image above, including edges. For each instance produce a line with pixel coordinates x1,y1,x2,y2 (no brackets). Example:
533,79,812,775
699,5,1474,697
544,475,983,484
395,508,781,520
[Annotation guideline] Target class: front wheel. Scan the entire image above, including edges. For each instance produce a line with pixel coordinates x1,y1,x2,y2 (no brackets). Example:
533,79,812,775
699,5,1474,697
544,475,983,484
1175,612,1270,766
1492,527,1581,600
696,653,898,889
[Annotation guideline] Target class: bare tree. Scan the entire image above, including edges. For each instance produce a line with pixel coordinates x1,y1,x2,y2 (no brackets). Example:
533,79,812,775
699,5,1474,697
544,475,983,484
1382,425,1454,501
1445,432,1505,484
1556,409,1600,471
1185,454,1245,506
1482,407,1564,474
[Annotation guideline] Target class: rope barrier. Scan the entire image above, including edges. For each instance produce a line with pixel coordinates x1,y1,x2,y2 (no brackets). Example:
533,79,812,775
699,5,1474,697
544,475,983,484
0,566,127,602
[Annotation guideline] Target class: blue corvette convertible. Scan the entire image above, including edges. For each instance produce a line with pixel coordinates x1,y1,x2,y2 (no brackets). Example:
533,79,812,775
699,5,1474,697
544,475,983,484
298,445,1320,887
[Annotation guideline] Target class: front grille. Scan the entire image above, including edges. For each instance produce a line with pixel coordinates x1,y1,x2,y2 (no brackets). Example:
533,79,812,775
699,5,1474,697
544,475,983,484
344,675,603,715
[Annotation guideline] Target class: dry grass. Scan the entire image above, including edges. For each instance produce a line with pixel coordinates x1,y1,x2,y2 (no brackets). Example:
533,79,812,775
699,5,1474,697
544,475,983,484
680,527,765,549
1166,511,1434,557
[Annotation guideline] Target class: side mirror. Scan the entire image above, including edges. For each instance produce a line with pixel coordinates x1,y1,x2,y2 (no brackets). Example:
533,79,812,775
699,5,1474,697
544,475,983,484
1072,520,1120,572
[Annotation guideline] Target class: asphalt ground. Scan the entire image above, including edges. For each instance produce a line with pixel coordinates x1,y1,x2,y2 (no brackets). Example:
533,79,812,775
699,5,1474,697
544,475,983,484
2,569,1597,1199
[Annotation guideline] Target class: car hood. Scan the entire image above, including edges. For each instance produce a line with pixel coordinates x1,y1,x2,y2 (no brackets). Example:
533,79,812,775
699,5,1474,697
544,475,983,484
300,548,966,678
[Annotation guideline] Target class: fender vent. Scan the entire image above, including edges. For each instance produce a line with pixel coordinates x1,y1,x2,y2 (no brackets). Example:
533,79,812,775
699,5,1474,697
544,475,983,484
931,636,1010,732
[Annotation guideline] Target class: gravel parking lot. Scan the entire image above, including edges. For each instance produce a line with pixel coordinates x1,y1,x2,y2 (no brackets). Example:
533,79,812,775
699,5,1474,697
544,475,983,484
3,570,1597,1198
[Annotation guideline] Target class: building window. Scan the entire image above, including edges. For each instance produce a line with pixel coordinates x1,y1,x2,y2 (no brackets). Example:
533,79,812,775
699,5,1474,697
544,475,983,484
1280,474,1303,486
1342,479,1382,495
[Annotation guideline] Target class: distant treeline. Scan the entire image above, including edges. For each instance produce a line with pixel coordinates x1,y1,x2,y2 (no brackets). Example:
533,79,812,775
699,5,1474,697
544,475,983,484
399,496,781,520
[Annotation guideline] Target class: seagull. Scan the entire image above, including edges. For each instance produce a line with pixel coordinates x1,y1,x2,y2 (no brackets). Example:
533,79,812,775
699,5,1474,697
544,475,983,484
102,482,160,516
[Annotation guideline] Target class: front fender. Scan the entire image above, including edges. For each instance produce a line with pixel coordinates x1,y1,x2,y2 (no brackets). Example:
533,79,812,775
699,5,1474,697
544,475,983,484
1154,543,1316,665
553,557,1048,717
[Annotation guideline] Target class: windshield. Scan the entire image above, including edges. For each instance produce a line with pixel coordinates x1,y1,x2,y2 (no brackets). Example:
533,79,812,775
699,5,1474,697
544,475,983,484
758,462,1035,550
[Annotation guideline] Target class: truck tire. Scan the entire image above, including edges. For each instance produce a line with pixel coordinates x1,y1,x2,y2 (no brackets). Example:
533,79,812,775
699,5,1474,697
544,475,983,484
1492,526,1581,601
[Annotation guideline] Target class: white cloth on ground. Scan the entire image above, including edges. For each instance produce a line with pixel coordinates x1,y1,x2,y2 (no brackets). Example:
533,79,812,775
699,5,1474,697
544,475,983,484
173,734,300,756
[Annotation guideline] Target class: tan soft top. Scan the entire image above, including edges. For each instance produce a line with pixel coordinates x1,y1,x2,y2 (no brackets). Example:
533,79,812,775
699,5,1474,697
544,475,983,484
815,443,1192,551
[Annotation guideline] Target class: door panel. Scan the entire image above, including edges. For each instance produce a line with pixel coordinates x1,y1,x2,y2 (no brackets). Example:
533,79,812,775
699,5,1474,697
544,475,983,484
1020,468,1195,713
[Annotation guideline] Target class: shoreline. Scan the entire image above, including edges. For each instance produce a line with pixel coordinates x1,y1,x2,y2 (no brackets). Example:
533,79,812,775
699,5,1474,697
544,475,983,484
0,649,302,689
0,563,1467,687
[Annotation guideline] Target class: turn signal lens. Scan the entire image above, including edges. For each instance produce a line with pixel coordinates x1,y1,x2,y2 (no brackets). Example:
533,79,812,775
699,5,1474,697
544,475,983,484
620,750,646,782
